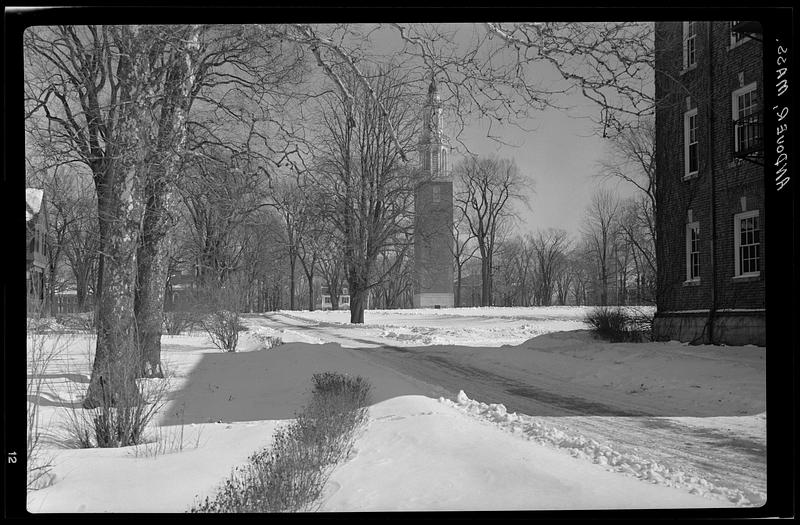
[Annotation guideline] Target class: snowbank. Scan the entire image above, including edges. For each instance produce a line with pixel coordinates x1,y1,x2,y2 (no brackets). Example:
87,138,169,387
319,395,728,511
443,391,763,507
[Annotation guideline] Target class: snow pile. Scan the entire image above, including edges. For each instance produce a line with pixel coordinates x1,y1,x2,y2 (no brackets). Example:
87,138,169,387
320,396,726,511
245,326,285,350
442,390,764,507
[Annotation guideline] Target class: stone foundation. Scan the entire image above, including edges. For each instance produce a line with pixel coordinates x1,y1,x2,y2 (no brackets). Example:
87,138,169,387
652,310,765,346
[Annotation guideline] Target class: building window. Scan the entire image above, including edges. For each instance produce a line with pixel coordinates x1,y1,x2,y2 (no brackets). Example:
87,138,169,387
432,185,441,203
732,82,761,155
734,210,760,277
440,148,448,174
730,21,750,48
684,108,699,177
683,21,697,70
685,222,700,281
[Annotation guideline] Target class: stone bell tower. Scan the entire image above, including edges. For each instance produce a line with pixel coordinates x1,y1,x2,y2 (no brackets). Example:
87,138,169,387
413,76,454,308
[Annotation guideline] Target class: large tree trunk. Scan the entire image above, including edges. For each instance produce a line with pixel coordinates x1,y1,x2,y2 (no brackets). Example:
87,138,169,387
455,264,462,307
349,287,366,324
75,264,90,311
84,169,144,409
134,223,170,378
133,27,200,377
481,257,492,307
348,263,366,323
307,272,315,311
289,255,296,310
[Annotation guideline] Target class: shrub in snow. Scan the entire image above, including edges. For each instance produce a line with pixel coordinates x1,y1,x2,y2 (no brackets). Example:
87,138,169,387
584,306,652,343
26,308,68,490
162,311,199,335
193,285,246,352
190,373,372,513
62,339,172,449
201,310,241,352
251,328,284,350
55,312,96,333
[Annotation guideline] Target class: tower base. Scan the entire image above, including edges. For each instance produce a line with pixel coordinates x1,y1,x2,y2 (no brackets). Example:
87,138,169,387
413,293,454,309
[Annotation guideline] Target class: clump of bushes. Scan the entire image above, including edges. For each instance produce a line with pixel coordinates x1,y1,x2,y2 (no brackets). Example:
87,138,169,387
191,373,372,513
191,285,247,352
55,312,96,333
251,328,284,350
163,311,200,336
63,339,172,449
201,310,241,352
585,306,653,342
26,310,67,490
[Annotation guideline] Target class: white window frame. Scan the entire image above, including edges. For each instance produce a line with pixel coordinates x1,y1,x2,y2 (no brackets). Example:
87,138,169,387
729,21,751,49
685,222,700,282
734,210,760,278
732,82,759,155
682,21,697,71
683,108,699,178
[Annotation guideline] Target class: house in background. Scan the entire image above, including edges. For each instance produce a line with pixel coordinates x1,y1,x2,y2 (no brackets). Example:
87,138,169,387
26,188,48,315
652,21,764,346
320,285,350,311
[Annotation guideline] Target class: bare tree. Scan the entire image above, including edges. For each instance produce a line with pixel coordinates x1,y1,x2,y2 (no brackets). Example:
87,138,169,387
567,244,593,306
530,228,571,306
267,178,306,311
554,252,573,306
453,155,529,306
451,207,478,308
374,244,414,309
309,66,417,324
316,230,347,311
581,188,622,306
62,180,100,311
596,117,657,305
178,144,271,288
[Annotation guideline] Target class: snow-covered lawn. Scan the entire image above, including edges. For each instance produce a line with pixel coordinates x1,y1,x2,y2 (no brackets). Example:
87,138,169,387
26,306,764,512
279,305,603,347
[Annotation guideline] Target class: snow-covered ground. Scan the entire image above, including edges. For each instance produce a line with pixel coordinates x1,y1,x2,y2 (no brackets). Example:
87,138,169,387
26,306,765,512
279,306,601,347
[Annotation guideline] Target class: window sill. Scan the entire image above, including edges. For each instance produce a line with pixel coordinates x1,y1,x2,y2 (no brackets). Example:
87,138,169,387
680,65,697,75
682,172,699,181
732,273,760,282
683,279,701,287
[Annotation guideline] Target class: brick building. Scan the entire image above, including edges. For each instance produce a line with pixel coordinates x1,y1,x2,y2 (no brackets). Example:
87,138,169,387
652,21,765,346
413,77,454,308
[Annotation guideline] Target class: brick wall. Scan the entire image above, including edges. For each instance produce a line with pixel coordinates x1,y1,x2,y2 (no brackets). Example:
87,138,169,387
655,21,765,317
414,180,454,296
